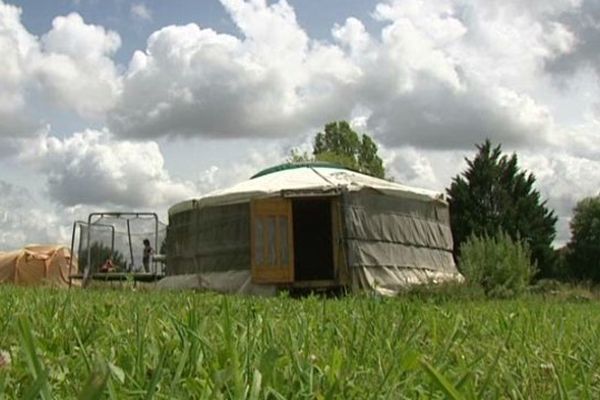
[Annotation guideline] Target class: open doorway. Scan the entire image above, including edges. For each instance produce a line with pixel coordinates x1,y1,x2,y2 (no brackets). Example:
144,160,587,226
292,198,335,281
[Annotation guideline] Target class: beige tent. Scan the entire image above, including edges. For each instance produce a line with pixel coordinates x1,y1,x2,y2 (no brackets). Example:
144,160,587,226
164,163,463,295
0,245,76,286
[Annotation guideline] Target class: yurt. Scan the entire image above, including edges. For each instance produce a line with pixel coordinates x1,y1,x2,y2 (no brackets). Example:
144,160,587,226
0,245,76,287
163,163,462,295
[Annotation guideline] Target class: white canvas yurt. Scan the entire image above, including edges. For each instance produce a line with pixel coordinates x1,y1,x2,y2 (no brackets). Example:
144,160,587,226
163,163,462,295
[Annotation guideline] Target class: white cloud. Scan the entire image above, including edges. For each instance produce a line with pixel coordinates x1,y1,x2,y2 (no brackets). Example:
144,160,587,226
0,2,40,138
106,0,570,154
19,130,198,208
0,180,70,250
0,4,121,142
346,0,567,149
521,151,600,245
0,0,580,152
109,0,360,139
546,0,600,78
195,141,290,194
38,13,122,118
0,137,288,250
131,3,152,22
386,147,447,189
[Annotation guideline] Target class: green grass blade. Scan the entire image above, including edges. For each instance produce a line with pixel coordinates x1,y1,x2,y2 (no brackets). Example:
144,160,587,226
78,361,109,400
222,297,244,399
73,327,92,374
145,348,167,400
420,358,464,400
135,313,146,383
169,341,190,393
22,372,48,400
248,369,262,400
554,366,570,400
18,318,51,400
0,370,7,397
477,315,515,398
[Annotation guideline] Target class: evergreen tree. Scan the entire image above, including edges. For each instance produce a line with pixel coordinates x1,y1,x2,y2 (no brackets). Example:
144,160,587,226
566,195,600,281
447,140,557,277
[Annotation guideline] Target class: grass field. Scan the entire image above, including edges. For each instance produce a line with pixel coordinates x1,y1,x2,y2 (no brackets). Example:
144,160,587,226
0,286,598,399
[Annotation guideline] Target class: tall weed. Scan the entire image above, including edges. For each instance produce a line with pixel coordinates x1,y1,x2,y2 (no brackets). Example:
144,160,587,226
459,232,535,297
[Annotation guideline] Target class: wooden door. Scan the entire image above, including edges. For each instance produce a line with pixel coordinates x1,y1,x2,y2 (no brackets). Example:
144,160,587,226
250,198,294,283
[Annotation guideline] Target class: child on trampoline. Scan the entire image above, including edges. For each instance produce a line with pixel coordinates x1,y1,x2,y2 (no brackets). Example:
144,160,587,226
100,258,116,273
142,239,154,273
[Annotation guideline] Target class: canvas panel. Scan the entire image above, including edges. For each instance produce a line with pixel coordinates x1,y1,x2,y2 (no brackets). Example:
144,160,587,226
167,203,251,275
346,241,456,271
343,191,458,274
15,253,48,284
46,247,72,283
0,251,19,283
157,271,276,295
350,265,463,296
344,191,452,249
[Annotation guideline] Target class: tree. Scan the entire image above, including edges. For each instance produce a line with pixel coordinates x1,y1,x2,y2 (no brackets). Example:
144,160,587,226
565,195,600,282
290,121,386,179
447,140,557,278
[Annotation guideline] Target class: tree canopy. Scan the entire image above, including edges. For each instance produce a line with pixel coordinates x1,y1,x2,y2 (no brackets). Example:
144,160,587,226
447,140,557,277
565,195,600,282
290,121,385,179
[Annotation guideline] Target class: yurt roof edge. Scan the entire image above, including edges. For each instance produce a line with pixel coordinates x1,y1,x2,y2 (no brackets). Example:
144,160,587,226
169,165,446,216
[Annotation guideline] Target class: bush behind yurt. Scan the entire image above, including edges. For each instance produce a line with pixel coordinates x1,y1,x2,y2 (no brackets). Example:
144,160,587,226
460,231,535,297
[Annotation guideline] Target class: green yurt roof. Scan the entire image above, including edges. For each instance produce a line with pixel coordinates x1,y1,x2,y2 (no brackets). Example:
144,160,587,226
250,162,350,179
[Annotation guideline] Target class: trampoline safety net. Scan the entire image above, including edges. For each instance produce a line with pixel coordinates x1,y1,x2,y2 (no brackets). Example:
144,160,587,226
74,213,167,276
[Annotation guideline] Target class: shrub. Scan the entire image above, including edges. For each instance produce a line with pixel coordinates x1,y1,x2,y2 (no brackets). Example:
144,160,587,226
459,232,536,297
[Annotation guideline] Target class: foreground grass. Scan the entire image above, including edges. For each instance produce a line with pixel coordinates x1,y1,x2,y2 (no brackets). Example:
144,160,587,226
0,287,598,398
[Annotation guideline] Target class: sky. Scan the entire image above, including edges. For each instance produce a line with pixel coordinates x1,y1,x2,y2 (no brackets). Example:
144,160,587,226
0,0,599,250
